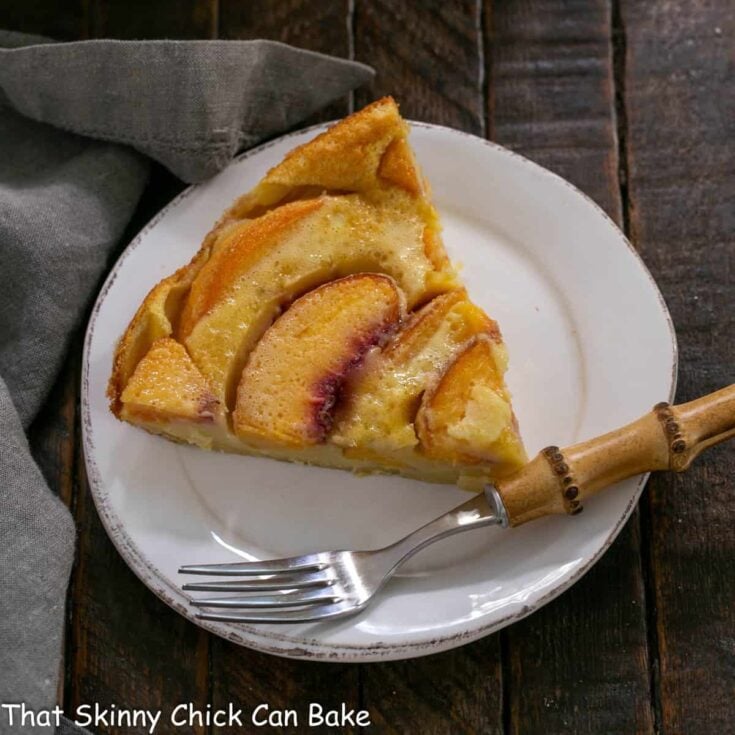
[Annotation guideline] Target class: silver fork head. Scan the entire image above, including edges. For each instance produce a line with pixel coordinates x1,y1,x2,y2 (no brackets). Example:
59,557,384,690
179,488,505,623
179,550,380,624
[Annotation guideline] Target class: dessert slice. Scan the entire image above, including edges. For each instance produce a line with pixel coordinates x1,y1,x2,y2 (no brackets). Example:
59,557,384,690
109,97,526,488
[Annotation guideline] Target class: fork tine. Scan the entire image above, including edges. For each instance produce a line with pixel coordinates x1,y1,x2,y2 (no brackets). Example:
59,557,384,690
179,554,325,577
195,600,360,624
182,569,331,593
190,587,341,609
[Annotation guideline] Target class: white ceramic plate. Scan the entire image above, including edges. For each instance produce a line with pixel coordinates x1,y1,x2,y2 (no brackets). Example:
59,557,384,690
82,122,676,661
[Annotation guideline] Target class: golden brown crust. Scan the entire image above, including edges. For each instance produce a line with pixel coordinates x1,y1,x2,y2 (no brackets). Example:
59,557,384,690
224,97,407,220
263,97,404,190
107,245,211,417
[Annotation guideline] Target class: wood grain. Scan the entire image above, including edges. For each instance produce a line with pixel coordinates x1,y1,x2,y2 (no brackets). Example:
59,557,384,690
498,385,735,526
212,646,361,735
488,0,622,222
220,0,349,55
621,0,735,730
487,1,654,732
362,639,503,735
0,0,89,40
354,0,485,134
219,0,352,121
91,0,217,39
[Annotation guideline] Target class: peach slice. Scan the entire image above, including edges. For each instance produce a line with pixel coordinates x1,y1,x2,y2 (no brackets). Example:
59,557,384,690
120,338,222,428
416,336,527,476
233,274,404,447
332,290,499,453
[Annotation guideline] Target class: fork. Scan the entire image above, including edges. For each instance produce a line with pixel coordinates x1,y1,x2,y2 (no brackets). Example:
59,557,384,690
180,385,735,624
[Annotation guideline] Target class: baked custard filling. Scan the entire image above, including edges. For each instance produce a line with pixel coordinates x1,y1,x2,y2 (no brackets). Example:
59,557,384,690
109,97,527,489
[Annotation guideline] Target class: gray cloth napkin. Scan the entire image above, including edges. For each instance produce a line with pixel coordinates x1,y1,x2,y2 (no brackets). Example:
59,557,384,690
0,30,372,735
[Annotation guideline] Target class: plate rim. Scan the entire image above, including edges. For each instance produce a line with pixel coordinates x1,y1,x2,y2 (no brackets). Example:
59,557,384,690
81,120,678,661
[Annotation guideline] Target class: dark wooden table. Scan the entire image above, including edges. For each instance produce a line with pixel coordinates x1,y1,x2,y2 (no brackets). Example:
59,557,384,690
5,1,733,733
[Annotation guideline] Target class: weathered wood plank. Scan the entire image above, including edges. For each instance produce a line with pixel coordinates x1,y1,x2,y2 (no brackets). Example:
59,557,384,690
220,0,349,56
362,639,504,734
501,529,654,733
487,2,654,732
219,0,351,122
354,3,504,732
220,0,351,127
212,647,361,735
91,0,217,39
209,6,361,731
620,1,735,731
354,0,485,134
488,0,621,221
0,0,88,40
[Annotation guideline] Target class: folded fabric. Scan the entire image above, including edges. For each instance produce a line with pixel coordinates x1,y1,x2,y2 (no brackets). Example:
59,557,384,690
0,35,373,182
0,30,372,734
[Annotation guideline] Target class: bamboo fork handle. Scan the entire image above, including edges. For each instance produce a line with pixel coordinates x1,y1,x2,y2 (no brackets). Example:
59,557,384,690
495,384,735,527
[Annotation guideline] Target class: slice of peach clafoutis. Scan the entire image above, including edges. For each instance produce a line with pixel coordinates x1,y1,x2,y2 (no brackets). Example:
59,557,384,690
108,97,527,490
